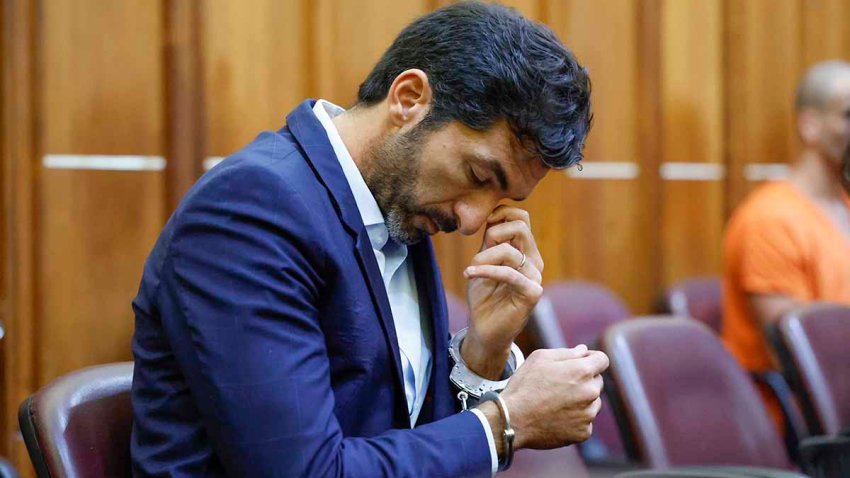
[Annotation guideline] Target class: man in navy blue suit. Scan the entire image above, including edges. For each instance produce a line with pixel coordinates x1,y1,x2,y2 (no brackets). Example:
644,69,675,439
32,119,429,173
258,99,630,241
131,2,608,476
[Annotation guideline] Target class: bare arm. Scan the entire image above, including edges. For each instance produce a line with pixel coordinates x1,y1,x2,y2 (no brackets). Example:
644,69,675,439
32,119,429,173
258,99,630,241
748,293,800,328
747,293,801,368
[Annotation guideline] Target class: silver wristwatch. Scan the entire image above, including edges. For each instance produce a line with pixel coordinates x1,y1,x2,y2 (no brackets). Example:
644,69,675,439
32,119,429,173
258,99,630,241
449,327,525,409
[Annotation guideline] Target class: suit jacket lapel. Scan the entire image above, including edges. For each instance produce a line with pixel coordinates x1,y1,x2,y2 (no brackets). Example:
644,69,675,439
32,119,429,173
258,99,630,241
286,100,408,422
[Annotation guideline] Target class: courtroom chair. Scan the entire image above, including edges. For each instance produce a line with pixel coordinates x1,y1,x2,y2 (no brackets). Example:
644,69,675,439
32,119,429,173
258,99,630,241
521,281,630,465
19,362,134,478
500,446,590,478
600,318,793,470
656,278,806,460
543,281,631,348
445,290,468,335
656,288,806,463
615,467,808,478
656,277,723,333
0,460,18,478
769,303,850,436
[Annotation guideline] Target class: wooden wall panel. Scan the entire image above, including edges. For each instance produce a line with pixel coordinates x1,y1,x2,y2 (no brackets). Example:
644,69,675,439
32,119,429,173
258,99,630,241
38,172,164,378
802,0,850,66
165,0,204,208
546,0,657,312
434,0,543,18
660,0,725,286
1,0,5,311
41,3,163,154
313,0,431,107
37,0,166,382
725,0,801,209
202,0,309,157
3,0,38,471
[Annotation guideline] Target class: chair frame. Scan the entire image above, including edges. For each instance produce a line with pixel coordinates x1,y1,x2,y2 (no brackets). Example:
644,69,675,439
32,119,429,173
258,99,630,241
18,362,134,478
767,303,849,436
19,396,50,478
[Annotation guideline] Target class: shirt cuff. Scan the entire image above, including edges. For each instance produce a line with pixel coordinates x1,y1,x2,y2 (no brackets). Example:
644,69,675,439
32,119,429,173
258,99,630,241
469,408,498,475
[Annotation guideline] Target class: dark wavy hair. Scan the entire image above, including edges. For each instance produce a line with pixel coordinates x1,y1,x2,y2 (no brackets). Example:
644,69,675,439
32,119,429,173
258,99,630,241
357,1,592,169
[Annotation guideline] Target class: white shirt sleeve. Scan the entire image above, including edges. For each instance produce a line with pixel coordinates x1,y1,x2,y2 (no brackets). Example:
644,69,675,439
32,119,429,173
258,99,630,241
469,408,498,475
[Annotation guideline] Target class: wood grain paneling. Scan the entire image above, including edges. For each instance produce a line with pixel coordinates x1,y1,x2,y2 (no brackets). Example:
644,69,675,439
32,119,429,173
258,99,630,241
312,0,431,106
546,0,657,312
3,0,38,473
802,0,850,67
166,0,205,209
1,0,5,306
38,0,166,383
660,0,724,286
202,0,309,157
725,0,801,209
434,0,543,19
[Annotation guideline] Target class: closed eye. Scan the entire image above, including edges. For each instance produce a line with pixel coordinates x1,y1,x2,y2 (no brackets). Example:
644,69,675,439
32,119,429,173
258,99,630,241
468,166,488,187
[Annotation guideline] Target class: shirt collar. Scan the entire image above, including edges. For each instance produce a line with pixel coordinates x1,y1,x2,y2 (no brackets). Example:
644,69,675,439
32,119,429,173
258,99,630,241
313,99,390,249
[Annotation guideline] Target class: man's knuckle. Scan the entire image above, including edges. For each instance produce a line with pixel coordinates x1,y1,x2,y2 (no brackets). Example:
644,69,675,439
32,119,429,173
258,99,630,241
575,363,592,378
528,283,543,301
500,242,518,255
595,351,610,368
516,219,532,234
579,384,597,402
528,349,545,362
593,381,604,397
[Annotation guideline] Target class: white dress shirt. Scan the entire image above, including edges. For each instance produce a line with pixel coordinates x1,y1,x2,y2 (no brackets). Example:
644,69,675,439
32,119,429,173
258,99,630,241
313,100,498,473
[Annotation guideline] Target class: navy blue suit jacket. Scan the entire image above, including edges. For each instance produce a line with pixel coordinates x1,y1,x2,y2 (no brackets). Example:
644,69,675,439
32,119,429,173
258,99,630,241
130,100,492,477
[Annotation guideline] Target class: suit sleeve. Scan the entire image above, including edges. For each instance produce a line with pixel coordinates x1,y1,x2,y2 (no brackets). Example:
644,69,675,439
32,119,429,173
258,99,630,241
160,160,492,478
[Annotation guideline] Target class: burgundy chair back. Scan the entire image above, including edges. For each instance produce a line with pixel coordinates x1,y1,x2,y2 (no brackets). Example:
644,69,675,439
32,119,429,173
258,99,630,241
19,362,134,478
773,304,850,436
660,277,723,333
544,281,630,348
600,318,791,469
533,281,630,463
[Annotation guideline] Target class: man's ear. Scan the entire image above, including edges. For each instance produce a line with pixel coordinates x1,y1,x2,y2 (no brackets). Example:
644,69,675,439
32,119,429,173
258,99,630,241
386,69,432,129
798,109,821,145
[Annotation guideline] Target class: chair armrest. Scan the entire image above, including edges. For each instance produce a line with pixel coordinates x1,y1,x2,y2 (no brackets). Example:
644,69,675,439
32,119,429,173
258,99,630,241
799,434,850,478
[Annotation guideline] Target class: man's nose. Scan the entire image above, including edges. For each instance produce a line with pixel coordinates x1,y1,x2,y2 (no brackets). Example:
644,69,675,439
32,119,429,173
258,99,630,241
453,198,498,235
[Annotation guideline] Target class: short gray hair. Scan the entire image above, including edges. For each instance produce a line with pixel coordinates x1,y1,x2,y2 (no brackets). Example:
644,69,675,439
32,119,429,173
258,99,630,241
795,60,850,111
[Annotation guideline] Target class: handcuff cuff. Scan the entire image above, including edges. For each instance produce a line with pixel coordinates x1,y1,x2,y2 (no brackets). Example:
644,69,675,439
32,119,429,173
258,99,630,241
448,327,524,471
